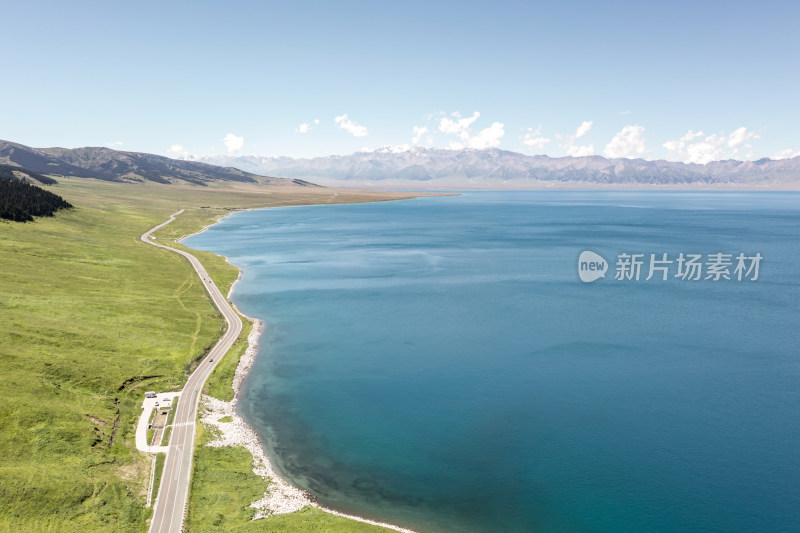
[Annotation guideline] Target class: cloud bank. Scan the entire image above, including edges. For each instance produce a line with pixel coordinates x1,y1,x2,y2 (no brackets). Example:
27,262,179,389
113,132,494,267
604,125,646,159
438,111,504,149
521,126,550,151
335,114,368,137
223,133,244,154
663,127,759,164
559,121,595,156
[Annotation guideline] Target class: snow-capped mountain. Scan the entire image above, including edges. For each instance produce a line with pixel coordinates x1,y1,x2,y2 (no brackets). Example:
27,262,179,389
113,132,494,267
196,147,800,189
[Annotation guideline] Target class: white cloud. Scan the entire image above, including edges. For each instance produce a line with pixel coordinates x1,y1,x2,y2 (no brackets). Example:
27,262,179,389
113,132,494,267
565,144,595,157
726,126,757,148
663,127,760,164
521,126,550,151
558,121,595,157
439,111,481,136
575,120,593,138
619,110,633,115
105,141,123,148
296,118,320,133
411,125,433,146
772,148,800,160
167,144,190,158
335,114,368,137
375,145,411,153
360,145,411,154
437,111,504,149
423,111,446,121
468,122,504,149
603,125,646,159
687,139,725,164
223,133,244,154
662,130,702,156
522,136,550,150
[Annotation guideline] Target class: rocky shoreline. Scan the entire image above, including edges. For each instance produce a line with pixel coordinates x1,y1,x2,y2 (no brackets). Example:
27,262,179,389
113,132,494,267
199,286,417,532
183,204,420,531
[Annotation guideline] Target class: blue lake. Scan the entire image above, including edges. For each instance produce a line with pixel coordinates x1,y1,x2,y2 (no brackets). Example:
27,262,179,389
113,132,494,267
185,191,800,533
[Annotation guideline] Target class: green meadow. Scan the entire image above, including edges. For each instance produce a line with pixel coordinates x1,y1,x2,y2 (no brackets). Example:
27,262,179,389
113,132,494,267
185,423,391,533
0,178,411,531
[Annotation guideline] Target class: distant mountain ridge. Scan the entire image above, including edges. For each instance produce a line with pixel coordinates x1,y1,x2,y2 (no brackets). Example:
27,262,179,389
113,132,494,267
4,140,797,189
0,140,317,187
197,147,800,188
0,163,58,185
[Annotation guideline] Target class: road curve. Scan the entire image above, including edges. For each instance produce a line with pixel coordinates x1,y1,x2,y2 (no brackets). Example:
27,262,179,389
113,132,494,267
142,210,243,533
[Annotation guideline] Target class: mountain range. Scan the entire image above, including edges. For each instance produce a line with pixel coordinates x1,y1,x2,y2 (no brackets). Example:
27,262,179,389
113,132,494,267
2,139,799,189
196,147,800,189
0,140,315,187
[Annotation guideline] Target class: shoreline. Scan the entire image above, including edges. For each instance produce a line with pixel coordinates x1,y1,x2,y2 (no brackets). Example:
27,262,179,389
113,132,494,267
188,206,419,533
176,210,229,243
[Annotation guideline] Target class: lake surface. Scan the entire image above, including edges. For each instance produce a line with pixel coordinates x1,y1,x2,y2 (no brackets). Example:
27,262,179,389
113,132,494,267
185,191,800,533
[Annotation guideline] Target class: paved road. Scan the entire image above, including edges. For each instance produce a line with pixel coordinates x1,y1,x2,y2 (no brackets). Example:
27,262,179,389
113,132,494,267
142,210,243,533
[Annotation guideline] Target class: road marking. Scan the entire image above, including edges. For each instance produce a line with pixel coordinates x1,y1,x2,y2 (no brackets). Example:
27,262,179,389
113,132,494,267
143,210,243,533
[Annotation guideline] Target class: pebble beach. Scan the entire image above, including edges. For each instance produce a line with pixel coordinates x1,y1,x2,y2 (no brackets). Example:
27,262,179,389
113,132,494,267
199,309,417,532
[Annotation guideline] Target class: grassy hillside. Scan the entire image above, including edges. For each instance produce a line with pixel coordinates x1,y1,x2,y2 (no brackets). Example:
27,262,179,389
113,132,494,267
0,178,416,531
0,163,58,185
0,139,309,186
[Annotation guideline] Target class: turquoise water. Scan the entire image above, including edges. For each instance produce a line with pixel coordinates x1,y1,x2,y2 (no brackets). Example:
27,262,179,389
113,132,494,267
185,191,800,533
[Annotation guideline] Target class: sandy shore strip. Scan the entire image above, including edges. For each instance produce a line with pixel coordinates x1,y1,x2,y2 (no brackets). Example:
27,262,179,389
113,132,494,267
199,300,418,532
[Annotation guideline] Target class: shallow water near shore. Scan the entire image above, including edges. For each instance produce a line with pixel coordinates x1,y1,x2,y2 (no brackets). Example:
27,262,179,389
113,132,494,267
186,191,800,533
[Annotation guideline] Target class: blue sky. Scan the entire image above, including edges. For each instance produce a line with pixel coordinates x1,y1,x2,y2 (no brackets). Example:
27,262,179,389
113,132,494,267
2,0,799,161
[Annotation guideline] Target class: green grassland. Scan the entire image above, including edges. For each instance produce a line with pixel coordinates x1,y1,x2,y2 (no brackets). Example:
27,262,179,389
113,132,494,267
0,178,415,531
161,397,179,446
186,423,390,533
151,453,166,507
149,207,242,296
203,319,253,403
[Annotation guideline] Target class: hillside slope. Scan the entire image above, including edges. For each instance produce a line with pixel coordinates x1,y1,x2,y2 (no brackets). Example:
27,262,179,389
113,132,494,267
0,180,416,531
0,140,318,187
0,163,59,185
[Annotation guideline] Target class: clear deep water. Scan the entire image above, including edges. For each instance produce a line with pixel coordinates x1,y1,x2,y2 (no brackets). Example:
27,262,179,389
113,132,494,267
185,191,800,533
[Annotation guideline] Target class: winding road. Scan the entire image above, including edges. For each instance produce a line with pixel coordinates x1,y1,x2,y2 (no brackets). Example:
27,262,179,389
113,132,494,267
142,210,243,533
